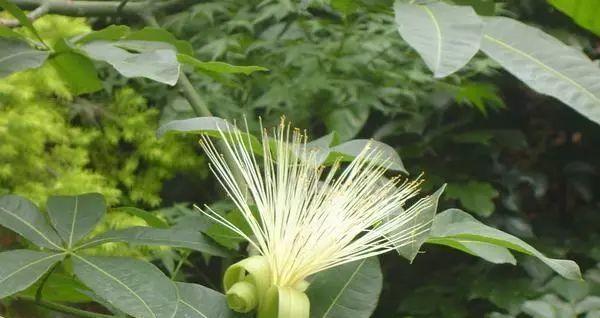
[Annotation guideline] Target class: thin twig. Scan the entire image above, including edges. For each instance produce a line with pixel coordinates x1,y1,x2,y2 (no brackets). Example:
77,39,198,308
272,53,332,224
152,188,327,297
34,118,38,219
0,2,49,27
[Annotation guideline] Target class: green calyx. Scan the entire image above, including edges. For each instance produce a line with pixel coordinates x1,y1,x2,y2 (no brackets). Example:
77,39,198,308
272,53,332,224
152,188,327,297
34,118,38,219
223,256,310,318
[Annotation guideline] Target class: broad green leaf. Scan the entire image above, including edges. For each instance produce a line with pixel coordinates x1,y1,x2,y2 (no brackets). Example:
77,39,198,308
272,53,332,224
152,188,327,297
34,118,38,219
395,185,446,262
0,0,45,45
156,117,263,155
175,282,244,317
394,1,482,78
307,257,382,318
324,103,369,141
0,195,63,250
0,38,49,78
0,250,64,298
125,27,194,56
427,237,516,264
481,17,600,126
178,54,268,75
79,226,231,257
446,181,499,217
0,25,25,39
49,51,102,95
429,209,582,280
21,272,92,303
548,0,600,36
112,207,169,229
328,139,407,173
115,40,175,52
80,41,180,86
74,25,130,44
205,210,252,250
72,255,178,318
47,193,106,249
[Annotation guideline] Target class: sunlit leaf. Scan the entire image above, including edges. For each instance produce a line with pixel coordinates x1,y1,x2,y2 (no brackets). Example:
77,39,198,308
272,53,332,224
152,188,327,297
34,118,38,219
81,41,180,86
548,0,600,36
394,1,482,78
481,17,600,126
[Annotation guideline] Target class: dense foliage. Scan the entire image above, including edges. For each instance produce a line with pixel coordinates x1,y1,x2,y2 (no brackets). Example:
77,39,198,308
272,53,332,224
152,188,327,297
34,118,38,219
0,0,599,317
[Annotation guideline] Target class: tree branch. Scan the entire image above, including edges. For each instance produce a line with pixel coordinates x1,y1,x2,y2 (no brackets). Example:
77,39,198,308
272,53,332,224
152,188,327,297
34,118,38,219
0,2,48,27
8,0,197,18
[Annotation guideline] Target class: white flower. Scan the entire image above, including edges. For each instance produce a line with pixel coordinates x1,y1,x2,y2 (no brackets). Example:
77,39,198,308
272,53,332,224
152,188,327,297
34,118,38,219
198,119,432,288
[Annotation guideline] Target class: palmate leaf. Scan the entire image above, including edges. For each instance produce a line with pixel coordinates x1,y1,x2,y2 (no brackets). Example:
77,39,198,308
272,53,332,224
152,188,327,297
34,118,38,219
0,250,64,299
394,1,483,78
175,282,245,318
480,17,600,126
307,257,382,318
0,195,63,250
72,255,178,318
548,0,600,36
0,38,49,78
47,193,106,249
78,226,231,257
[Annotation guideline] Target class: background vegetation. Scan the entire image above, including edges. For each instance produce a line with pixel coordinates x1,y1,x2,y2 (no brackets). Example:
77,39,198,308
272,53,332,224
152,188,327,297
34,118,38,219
1,0,599,317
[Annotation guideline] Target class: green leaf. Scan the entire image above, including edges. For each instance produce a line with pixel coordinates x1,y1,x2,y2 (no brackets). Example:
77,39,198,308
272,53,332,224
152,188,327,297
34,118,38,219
327,139,407,173
548,0,600,36
80,41,180,86
0,195,63,250
0,38,49,78
0,250,64,298
125,27,194,56
0,25,25,39
72,255,178,318
156,117,263,155
480,17,600,126
175,282,245,317
205,210,252,250
74,25,131,44
427,237,516,264
324,104,369,141
47,193,106,249
112,207,169,229
395,185,446,262
178,54,268,75
429,209,582,280
79,226,231,257
454,83,505,115
307,257,382,318
446,181,499,217
49,51,102,95
0,0,45,45
21,272,92,303
394,1,482,78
